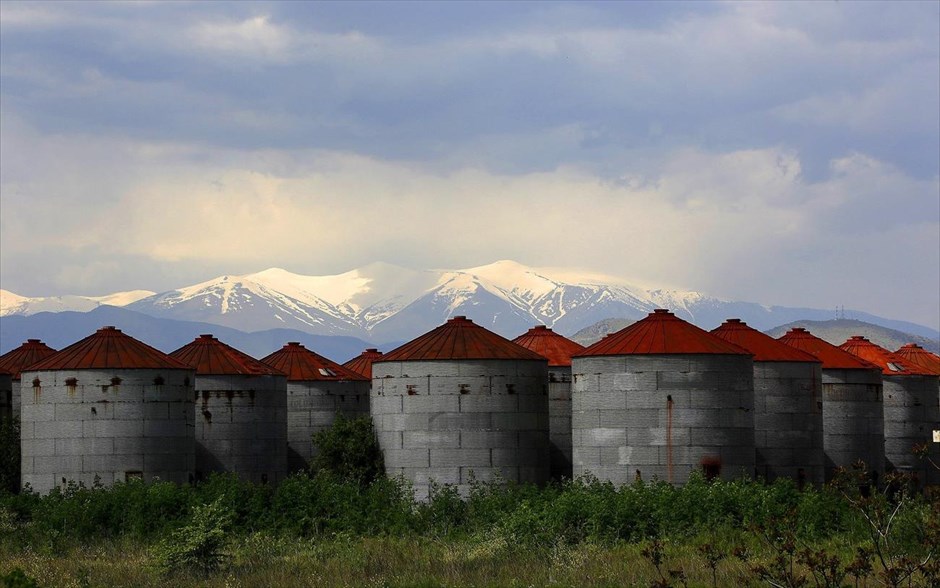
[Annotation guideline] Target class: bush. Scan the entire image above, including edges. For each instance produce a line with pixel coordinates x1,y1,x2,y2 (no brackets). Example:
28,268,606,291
153,498,232,576
0,569,38,588
311,415,384,487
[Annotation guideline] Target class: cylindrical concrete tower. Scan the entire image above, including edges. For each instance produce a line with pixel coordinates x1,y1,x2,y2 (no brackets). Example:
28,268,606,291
343,348,384,380
712,319,824,487
372,316,550,499
512,326,585,481
840,336,940,486
261,343,370,472
572,309,755,486
170,335,288,485
777,328,884,483
0,339,57,420
20,327,195,493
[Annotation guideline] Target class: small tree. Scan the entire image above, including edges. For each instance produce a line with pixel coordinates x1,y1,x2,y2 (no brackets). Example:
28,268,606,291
832,461,939,587
153,498,232,576
312,415,385,487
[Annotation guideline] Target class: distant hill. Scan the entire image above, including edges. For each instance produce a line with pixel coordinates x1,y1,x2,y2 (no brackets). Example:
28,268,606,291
570,318,637,347
763,319,939,354
0,306,389,364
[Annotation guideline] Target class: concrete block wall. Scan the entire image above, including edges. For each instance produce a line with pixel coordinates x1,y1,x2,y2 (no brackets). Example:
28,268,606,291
194,374,288,485
372,359,549,500
882,375,940,486
287,380,370,472
20,368,195,493
753,361,825,487
821,369,884,482
0,374,11,420
548,367,572,480
571,354,755,486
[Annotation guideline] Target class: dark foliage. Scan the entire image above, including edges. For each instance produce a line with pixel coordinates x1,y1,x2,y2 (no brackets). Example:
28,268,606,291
311,415,385,487
0,417,20,494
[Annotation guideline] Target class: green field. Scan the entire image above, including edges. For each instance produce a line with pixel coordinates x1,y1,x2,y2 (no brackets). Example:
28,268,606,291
1,469,937,588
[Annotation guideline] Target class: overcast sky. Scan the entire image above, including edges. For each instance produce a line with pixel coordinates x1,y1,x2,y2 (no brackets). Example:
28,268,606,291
1,1,938,330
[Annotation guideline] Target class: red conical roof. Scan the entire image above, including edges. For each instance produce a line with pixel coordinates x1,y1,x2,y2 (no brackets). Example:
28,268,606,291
0,339,58,380
25,327,191,371
261,342,368,382
512,325,585,367
777,328,879,370
576,309,751,357
893,344,940,376
170,335,285,376
839,336,931,376
711,319,820,363
343,348,384,379
377,316,547,362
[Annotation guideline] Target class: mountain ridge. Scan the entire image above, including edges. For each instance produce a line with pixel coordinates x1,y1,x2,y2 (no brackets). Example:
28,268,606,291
0,306,384,363
2,260,937,342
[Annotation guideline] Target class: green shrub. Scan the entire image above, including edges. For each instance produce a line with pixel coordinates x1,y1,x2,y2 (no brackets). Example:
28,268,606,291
153,498,232,576
417,481,467,537
0,569,38,588
311,415,385,487
270,471,413,537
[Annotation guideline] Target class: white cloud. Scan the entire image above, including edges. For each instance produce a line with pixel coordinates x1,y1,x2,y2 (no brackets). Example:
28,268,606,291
2,113,935,326
0,2,937,329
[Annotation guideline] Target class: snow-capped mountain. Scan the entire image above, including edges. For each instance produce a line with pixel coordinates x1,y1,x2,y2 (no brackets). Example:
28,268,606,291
0,288,155,317
2,261,936,342
119,260,704,340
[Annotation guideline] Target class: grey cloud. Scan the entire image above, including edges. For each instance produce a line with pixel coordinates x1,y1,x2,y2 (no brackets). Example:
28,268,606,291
0,1,937,329
2,1,937,177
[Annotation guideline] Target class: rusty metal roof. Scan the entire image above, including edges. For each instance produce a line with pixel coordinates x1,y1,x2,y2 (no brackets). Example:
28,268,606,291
0,339,57,380
839,336,932,377
576,309,751,357
376,316,547,362
512,325,585,367
893,344,940,376
261,342,368,382
776,328,880,371
711,319,821,363
25,327,191,371
343,348,384,379
170,335,285,377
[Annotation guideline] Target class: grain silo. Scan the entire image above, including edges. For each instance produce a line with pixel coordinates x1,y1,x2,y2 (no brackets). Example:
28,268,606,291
711,319,824,487
839,336,939,486
894,344,940,376
372,316,550,499
0,339,57,420
571,309,755,486
170,335,288,484
20,327,195,493
343,348,384,379
261,342,370,472
777,328,884,483
512,325,585,481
